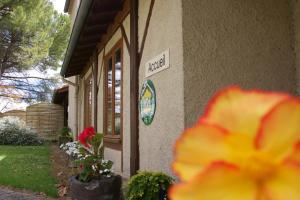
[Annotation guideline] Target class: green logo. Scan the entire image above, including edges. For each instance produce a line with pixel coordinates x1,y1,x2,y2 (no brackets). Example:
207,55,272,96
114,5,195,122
140,80,156,125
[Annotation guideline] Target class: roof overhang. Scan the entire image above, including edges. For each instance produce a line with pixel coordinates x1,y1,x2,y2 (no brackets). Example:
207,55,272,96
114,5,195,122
52,85,69,104
60,0,124,77
64,0,70,13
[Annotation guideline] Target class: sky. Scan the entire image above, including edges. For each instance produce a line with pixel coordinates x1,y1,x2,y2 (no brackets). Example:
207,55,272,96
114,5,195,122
0,0,67,112
50,0,66,13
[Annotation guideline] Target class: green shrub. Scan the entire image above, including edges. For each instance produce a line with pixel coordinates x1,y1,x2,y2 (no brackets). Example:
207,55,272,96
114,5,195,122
58,127,73,145
125,171,174,200
60,127,71,137
0,117,43,145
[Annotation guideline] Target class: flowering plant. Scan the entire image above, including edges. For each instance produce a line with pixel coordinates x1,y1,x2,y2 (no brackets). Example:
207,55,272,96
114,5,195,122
61,127,113,182
170,87,300,200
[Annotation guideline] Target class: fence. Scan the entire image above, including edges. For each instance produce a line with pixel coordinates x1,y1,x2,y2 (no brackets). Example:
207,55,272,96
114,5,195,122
1,110,26,122
26,103,64,141
1,103,64,141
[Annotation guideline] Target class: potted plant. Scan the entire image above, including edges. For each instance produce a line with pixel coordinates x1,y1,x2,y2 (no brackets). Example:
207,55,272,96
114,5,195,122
62,127,122,200
125,171,173,200
58,127,73,145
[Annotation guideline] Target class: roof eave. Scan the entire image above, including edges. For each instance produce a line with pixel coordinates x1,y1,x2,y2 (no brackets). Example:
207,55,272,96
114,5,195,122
64,0,70,13
60,0,94,77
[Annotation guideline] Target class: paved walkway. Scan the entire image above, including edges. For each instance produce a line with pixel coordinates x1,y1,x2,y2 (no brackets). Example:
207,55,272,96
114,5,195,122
0,187,54,200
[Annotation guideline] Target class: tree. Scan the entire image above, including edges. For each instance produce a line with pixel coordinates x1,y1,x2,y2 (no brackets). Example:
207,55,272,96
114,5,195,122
0,0,70,103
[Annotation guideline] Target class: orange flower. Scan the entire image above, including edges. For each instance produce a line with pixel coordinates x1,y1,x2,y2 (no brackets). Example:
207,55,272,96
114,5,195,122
170,87,300,200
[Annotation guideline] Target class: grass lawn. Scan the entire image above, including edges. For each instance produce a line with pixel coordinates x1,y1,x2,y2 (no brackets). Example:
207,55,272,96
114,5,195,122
0,145,58,197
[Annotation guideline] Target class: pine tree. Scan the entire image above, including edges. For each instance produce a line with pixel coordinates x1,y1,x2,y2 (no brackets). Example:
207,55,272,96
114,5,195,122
0,0,70,102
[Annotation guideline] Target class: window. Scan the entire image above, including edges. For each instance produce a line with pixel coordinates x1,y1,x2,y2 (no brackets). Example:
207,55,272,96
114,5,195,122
84,75,93,128
104,40,123,145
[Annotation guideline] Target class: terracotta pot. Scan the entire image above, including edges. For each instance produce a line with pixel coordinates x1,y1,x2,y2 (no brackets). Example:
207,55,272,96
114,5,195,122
69,175,122,200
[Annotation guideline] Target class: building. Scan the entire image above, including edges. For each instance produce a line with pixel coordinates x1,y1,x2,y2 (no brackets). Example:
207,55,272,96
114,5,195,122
61,0,300,178
52,85,69,127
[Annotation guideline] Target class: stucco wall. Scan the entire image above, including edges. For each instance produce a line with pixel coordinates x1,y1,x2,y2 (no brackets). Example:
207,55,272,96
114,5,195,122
138,0,184,176
294,0,300,94
182,0,296,127
67,76,77,136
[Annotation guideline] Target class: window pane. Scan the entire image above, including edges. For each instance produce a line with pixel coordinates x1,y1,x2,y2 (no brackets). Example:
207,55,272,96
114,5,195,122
107,58,113,134
114,49,121,135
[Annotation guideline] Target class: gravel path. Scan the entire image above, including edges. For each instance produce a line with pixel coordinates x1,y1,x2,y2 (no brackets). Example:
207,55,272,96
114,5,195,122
0,187,55,200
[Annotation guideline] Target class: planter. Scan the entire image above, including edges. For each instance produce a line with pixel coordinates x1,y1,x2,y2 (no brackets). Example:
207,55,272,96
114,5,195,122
69,175,122,200
159,189,168,200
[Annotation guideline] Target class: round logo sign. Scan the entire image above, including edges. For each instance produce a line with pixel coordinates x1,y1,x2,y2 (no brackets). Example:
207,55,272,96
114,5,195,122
139,80,156,125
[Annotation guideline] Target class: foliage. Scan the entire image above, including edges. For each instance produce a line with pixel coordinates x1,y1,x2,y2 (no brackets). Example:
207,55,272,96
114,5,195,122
60,127,71,137
125,171,174,200
0,145,58,197
0,0,70,103
58,126,72,145
60,141,80,158
60,127,114,183
0,116,43,145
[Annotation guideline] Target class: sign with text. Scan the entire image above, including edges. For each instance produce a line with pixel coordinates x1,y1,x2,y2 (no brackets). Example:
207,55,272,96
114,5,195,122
145,49,170,77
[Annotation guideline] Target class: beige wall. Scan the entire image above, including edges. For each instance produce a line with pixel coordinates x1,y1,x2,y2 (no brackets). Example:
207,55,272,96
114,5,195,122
138,0,184,176
294,0,300,94
182,0,296,127
66,0,300,179
68,76,77,136
77,69,93,133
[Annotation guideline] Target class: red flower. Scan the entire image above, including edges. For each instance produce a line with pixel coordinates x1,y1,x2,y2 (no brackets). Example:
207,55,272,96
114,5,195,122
78,127,96,147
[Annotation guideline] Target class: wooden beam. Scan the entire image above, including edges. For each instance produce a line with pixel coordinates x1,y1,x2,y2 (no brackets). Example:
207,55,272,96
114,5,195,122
96,0,130,52
120,23,130,55
130,0,139,176
76,43,95,50
84,24,109,35
93,0,123,12
92,52,98,131
87,11,118,25
79,35,102,43
139,0,155,65
73,51,94,57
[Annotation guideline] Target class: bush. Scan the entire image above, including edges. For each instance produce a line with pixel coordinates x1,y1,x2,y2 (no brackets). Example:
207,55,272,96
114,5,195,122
125,171,174,200
58,127,73,145
0,117,43,146
60,127,71,137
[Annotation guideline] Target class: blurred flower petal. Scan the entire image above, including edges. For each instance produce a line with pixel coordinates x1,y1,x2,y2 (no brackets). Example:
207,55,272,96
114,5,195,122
201,87,288,137
170,161,257,200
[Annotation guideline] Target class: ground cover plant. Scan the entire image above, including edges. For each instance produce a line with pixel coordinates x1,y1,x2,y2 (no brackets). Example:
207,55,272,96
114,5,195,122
0,117,43,145
0,145,58,197
125,171,174,200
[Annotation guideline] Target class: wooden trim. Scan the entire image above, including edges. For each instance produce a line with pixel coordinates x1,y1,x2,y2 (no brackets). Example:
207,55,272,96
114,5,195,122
97,0,130,54
130,0,139,176
104,143,122,151
139,0,155,65
92,52,98,131
120,23,130,55
97,47,105,90
84,74,93,128
103,39,123,152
